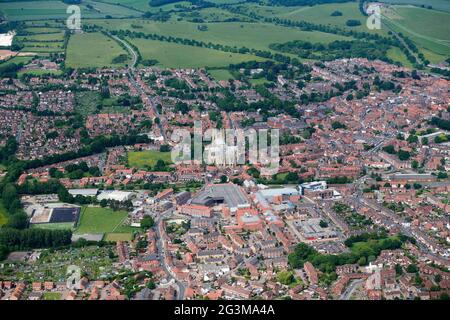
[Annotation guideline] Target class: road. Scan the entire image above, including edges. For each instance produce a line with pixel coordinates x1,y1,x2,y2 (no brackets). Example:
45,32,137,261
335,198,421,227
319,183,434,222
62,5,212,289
340,279,364,300
111,32,167,142
110,34,138,68
154,209,186,300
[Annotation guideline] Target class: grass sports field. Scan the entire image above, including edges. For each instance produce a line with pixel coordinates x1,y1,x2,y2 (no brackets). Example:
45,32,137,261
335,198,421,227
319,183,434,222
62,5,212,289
31,222,74,230
75,207,129,234
66,32,130,68
104,233,133,242
128,150,172,169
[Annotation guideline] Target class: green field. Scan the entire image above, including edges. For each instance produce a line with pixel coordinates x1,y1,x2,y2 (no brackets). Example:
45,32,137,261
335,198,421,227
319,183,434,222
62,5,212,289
66,32,130,68
382,6,450,62
129,38,265,68
208,69,234,81
386,47,414,68
271,2,386,35
43,292,62,300
379,0,450,13
31,222,74,230
0,0,141,20
128,150,172,169
0,55,35,68
93,20,350,52
75,207,129,234
104,233,133,242
18,32,64,42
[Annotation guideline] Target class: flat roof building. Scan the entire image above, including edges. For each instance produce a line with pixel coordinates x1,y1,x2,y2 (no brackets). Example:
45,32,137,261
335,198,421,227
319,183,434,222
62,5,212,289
191,183,249,210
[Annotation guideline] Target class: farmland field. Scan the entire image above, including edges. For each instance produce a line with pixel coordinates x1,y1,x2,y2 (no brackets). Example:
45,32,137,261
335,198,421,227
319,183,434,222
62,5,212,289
128,150,172,169
0,0,141,21
75,207,129,234
66,32,130,68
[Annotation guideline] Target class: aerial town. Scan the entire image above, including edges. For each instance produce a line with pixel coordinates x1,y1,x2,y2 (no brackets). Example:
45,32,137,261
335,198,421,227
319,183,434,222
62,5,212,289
0,55,449,301
0,0,449,303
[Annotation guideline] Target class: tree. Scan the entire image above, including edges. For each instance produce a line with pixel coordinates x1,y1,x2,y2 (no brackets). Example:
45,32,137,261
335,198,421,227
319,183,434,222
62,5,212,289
395,264,403,276
406,264,418,273
2,183,18,213
319,220,328,228
6,213,28,229
141,216,154,230
358,256,367,266
276,271,295,285
220,175,228,183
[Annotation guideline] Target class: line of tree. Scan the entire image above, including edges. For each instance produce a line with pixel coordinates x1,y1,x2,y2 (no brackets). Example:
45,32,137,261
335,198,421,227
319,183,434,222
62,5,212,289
0,228,72,255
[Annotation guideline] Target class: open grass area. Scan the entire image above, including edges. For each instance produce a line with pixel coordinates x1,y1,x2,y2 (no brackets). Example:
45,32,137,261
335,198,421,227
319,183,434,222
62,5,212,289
43,292,62,300
104,233,133,242
0,55,35,68
382,5,450,62
18,69,63,76
386,47,414,68
93,20,350,51
31,222,74,230
128,150,172,169
75,207,129,234
271,2,386,35
379,0,450,13
207,69,234,81
66,32,130,68
129,38,265,68
18,32,64,42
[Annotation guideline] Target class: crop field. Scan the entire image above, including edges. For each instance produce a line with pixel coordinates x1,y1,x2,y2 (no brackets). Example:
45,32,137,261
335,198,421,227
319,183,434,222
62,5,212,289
18,32,64,42
66,32,130,68
128,150,172,168
75,207,129,234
